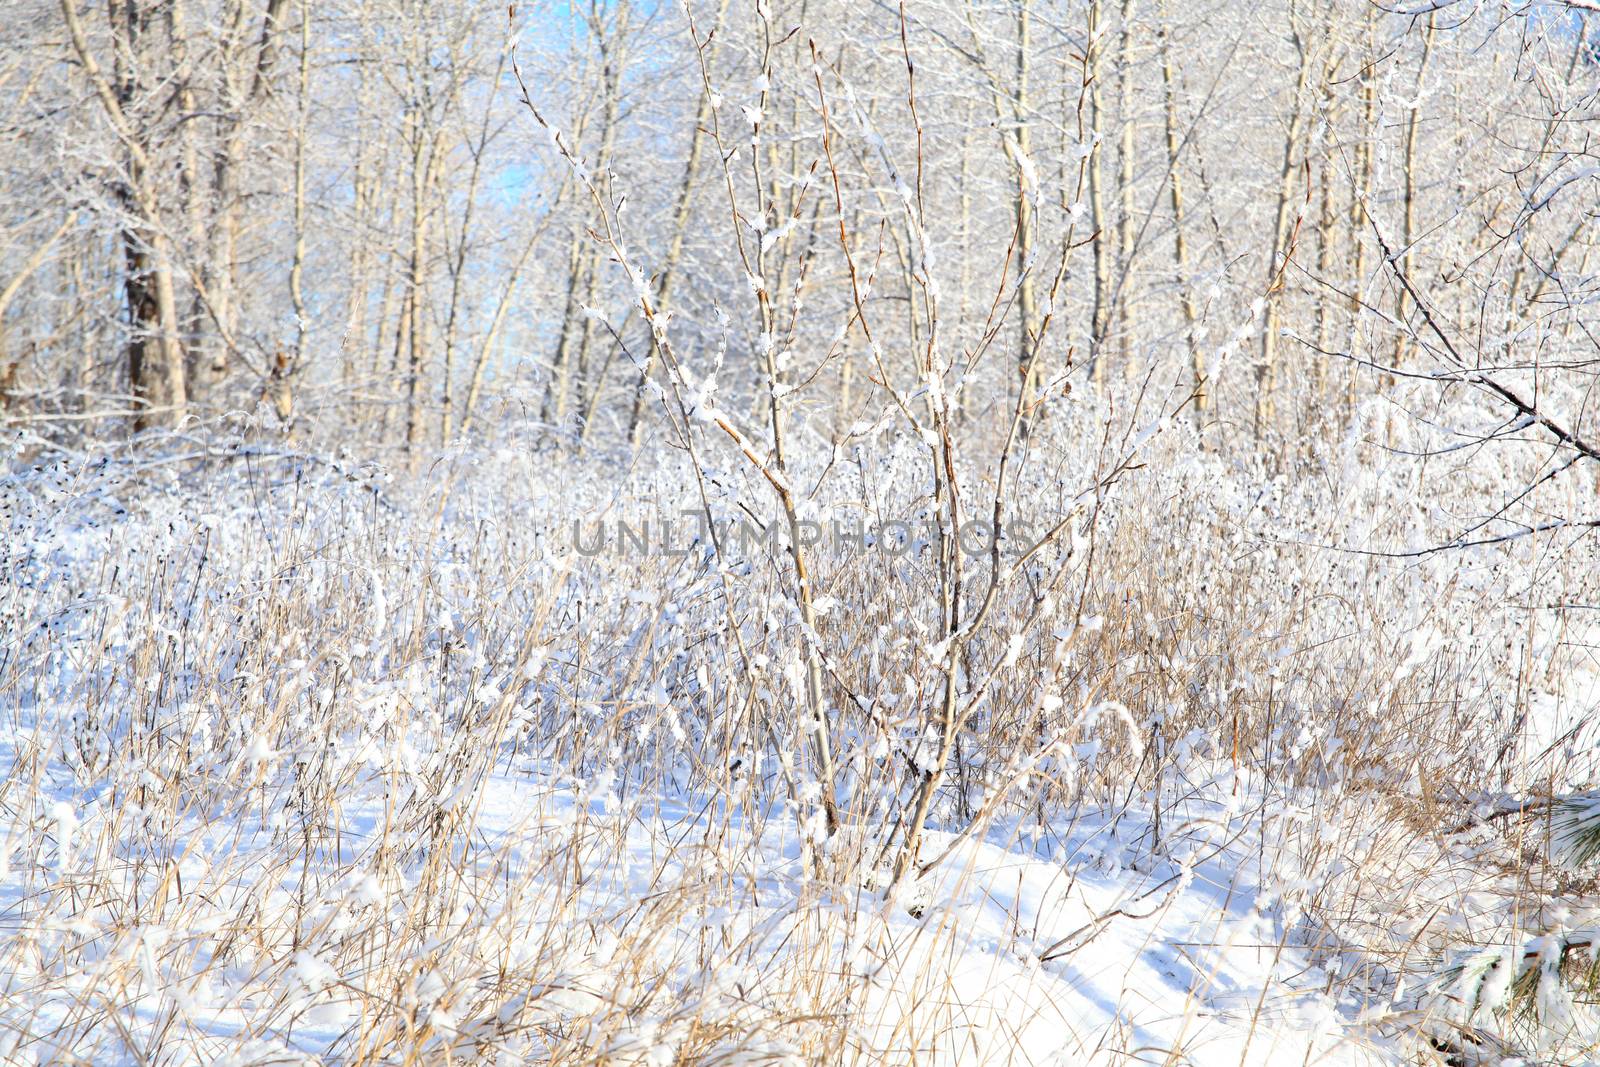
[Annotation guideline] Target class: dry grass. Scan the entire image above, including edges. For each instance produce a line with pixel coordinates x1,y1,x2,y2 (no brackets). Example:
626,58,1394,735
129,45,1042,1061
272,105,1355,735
1,422,1598,1065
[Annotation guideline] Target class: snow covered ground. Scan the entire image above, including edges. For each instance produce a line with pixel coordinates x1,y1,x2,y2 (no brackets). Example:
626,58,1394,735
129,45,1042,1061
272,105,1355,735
0,749,1380,1065
3,441,1597,1065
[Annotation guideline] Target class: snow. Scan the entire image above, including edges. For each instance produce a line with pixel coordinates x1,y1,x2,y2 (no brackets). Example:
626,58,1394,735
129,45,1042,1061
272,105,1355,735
0,755,1376,1064
2,439,1597,1064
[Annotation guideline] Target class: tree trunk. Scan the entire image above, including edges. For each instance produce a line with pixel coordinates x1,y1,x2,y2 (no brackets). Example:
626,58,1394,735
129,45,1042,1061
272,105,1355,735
403,113,431,459
1255,9,1311,439
1157,13,1201,423
1115,0,1137,367
1391,14,1437,376
1345,5,1377,420
1088,0,1111,385
60,0,190,428
626,0,724,446
1014,1,1039,402
194,0,290,399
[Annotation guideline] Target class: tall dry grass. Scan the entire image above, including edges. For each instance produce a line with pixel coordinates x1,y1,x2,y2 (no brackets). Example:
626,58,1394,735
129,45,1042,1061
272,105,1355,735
1,417,1597,1064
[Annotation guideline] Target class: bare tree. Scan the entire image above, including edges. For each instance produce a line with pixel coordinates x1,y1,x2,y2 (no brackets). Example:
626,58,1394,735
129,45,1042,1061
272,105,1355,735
59,0,188,429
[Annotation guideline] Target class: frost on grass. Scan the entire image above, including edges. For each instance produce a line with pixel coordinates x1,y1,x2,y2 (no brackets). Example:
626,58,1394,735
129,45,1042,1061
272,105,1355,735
1,432,1598,1066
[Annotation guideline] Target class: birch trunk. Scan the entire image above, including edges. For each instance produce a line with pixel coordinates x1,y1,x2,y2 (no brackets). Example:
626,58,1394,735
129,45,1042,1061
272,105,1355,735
1255,9,1311,438
1156,12,1201,421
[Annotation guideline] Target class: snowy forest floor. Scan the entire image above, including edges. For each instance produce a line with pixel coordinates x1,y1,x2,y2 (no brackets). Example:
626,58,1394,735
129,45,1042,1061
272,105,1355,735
2,431,1599,1066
